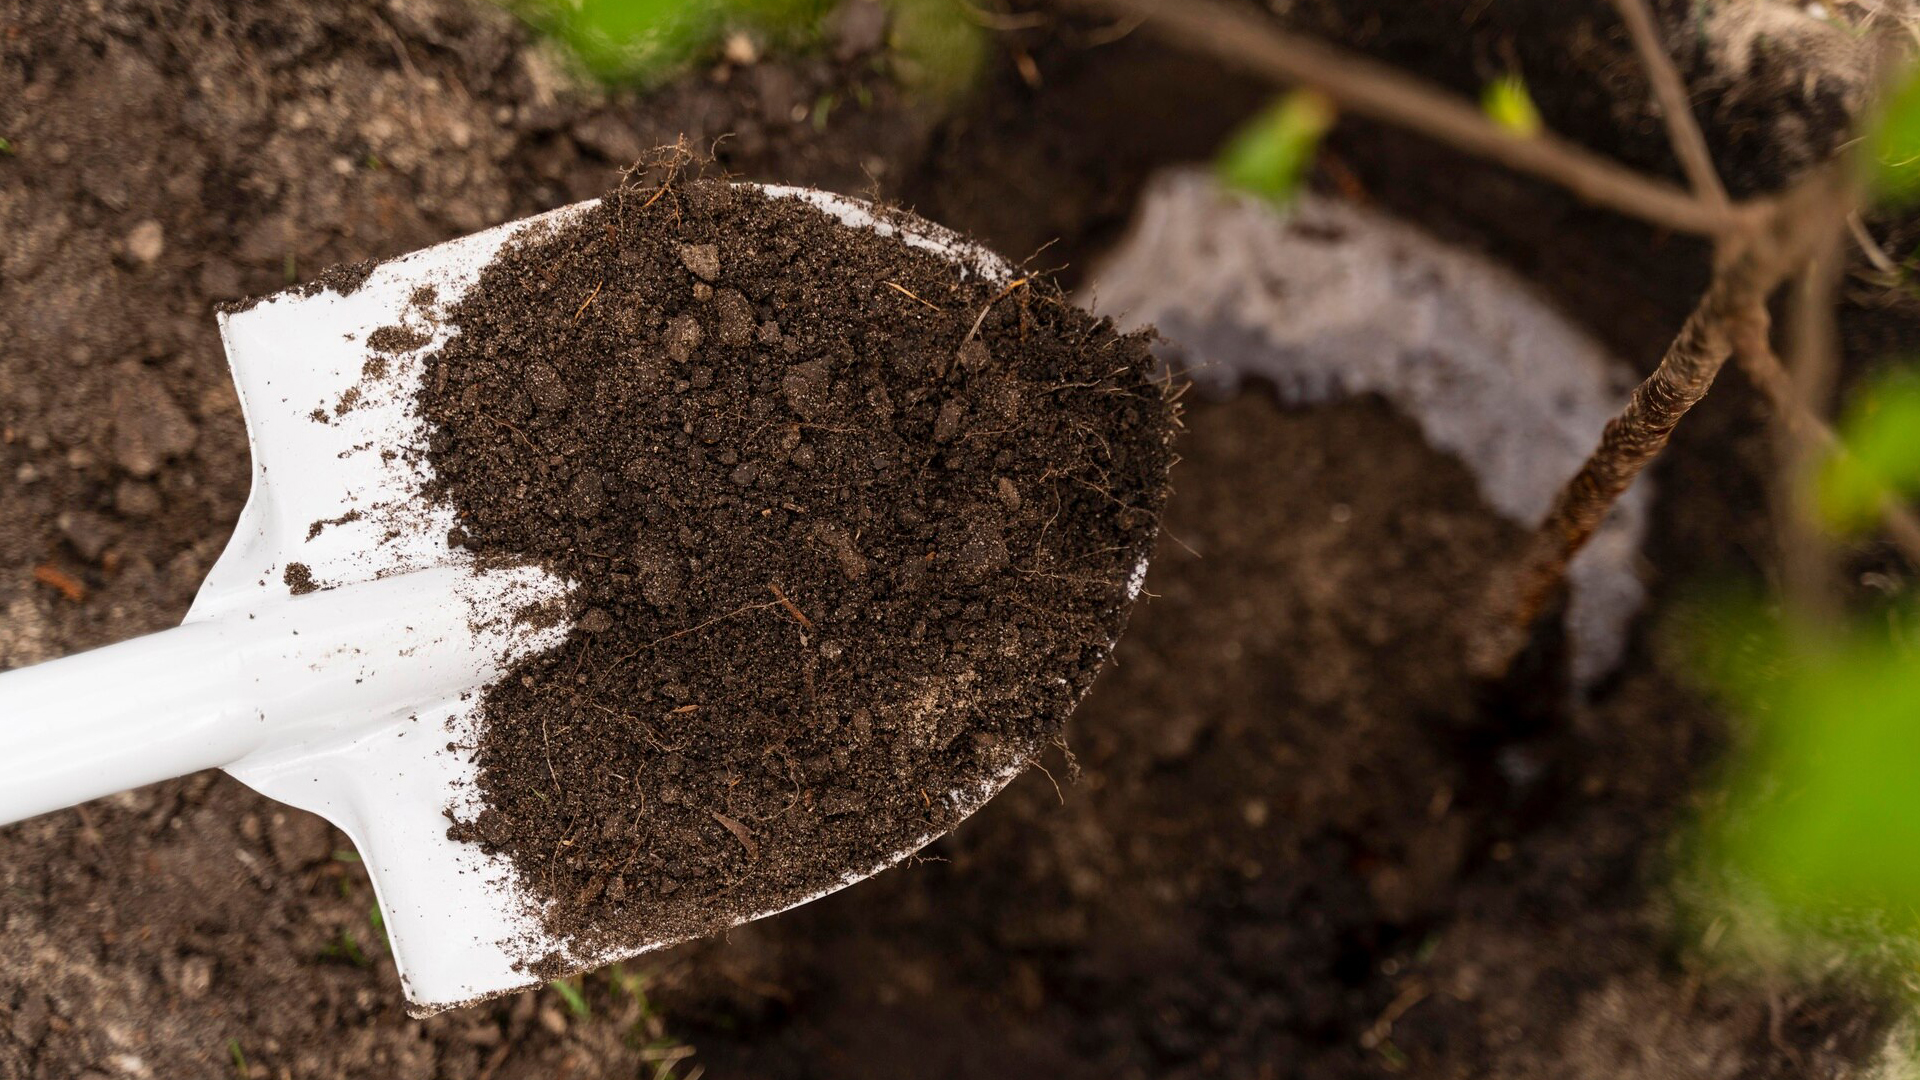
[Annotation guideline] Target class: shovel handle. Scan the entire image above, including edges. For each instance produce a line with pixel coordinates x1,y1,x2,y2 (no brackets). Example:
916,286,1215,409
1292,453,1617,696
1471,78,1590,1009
0,619,261,826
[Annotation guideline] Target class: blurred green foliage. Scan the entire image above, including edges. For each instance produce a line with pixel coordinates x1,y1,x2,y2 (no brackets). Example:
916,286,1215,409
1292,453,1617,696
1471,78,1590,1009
1216,90,1335,204
550,975,593,1019
1872,63,1920,206
1481,73,1542,138
504,0,983,98
1686,367,1920,979
1817,370,1920,536
1695,601,1920,943
509,0,823,83
887,0,986,101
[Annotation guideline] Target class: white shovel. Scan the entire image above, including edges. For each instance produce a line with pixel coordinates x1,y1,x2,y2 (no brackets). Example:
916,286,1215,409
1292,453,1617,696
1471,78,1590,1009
0,186,1051,1014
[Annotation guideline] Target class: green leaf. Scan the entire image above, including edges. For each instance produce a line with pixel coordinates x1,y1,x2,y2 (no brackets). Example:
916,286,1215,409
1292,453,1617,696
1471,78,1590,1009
1217,91,1336,205
1481,73,1542,138
886,0,986,102
508,0,834,86
550,976,592,1020
1815,368,1920,535
1687,594,1920,966
1871,64,1920,207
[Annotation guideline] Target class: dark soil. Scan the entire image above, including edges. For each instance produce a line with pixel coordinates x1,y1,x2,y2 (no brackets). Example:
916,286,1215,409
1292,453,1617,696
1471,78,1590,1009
424,178,1172,955
1,0,1911,1077
283,561,319,596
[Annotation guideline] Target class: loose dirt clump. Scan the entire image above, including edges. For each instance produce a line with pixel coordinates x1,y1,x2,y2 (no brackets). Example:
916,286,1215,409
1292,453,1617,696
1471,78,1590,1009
422,176,1175,956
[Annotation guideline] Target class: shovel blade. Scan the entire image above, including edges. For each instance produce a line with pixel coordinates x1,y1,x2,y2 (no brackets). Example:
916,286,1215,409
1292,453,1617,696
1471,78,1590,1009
203,188,1031,1013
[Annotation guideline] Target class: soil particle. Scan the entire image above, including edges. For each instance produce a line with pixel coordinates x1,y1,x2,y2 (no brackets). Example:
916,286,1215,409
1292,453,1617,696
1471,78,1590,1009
366,325,431,354
123,219,164,265
283,562,318,596
110,363,198,477
424,178,1175,955
217,259,379,314
678,242,721,282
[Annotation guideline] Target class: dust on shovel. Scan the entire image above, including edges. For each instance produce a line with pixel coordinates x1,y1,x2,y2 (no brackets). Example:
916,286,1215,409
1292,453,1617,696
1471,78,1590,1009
422,171,1176,964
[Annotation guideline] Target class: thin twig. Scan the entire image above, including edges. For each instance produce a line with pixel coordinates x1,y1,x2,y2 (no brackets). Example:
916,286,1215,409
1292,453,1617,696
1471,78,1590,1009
1607,0,1730,209
1470,171,1850,676
767,582,814,630
1775,233,1847,621
883,280,942,310
572,280,604,322
1735,300,1920,567
1076,0,1739,236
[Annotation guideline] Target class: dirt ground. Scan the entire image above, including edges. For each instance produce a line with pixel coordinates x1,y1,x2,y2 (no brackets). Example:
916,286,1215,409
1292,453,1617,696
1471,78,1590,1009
0,0,1909,1077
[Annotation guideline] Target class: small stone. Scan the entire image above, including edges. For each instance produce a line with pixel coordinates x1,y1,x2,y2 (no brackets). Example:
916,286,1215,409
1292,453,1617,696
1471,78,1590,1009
197,258,244,298
567,471,604,516
956,338,990,372
570,112,644,164
667,314,705,363
723,31,759,66
678,243,721,282
124,219,164,265
579,608,613,633
111,364,197,477
995,476,1021,511
524,361,569,414
933,398,967,443
692,282,713,303
57,510,115,562
266,808,335,872
782,359,831,420
812,521,869,580
949,512,1009,580
714,288,755,347
175,955,214,1000
632,543,685,609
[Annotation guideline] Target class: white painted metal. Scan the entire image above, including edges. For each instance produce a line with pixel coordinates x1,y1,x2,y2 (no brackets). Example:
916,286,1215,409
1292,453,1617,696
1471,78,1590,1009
0,186,1025,1014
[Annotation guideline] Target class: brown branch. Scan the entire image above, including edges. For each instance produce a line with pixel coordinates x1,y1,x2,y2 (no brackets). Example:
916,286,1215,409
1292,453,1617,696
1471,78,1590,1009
1076,0,1739,236
1607,0,1730,209
1735,311,1920,567
1469,172,1851,677
1773,236,1846,620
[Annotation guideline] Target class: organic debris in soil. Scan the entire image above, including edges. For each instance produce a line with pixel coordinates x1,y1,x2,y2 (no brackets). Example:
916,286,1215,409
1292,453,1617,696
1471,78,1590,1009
422,175,1176,958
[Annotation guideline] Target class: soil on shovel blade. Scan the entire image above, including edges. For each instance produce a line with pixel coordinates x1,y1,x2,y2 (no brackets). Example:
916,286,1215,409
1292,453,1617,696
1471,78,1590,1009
423,177,1176,957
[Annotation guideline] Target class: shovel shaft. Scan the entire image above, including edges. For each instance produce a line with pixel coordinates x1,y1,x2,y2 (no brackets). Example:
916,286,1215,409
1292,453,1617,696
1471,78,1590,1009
0,620,259,825
0,566,561,829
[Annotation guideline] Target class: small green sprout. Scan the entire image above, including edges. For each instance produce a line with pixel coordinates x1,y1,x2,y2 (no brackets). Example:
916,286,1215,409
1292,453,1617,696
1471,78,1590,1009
1872,64,1920,206
321,929,371,968
1481,73,1542,138
1816,369,1920,535
227,1038,249,1078
0,137,15,156
550,976,592,1019
1217,90,1336,205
